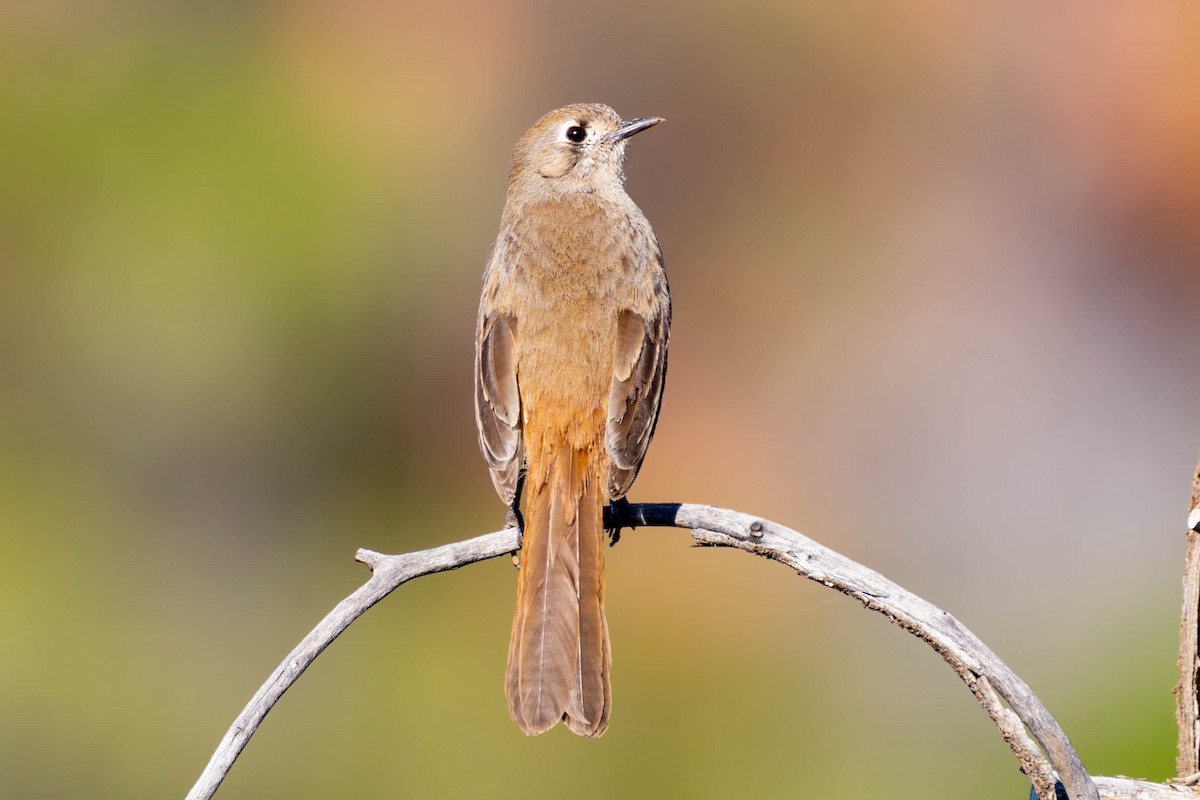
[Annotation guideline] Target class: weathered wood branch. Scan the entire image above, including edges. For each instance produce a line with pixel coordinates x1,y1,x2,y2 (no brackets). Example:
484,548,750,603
189,502,1186,800
1099,778,1199,799
1176,454,1200,776
185,530,516,800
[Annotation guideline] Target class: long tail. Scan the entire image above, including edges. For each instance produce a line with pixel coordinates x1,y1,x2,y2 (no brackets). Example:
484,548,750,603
505,446,610,737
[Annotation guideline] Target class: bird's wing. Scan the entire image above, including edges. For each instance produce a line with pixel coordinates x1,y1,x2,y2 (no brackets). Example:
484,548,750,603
475,311,523,503
606,276,670,499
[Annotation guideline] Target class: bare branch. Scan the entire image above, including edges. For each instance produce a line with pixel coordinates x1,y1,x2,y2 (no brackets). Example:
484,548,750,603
967,673,1059,800
645,503,1098,800
190,503,1112,800
186,529,520,800
1177,453,1200,777
1098,777,1199,800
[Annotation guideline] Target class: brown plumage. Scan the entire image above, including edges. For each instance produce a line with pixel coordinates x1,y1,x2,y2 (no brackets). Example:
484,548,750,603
474,103,670,737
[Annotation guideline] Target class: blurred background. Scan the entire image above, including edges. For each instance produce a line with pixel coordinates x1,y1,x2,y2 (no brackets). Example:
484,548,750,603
2,1,1198,798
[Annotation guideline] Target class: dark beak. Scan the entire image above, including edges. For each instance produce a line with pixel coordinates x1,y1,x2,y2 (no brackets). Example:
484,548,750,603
606,116,664,142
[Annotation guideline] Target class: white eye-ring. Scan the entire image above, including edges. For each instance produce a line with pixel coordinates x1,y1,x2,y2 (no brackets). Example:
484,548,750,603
565,124,588,143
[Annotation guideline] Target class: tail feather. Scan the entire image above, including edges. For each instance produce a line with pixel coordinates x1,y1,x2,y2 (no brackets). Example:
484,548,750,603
563,454,608,736
506,447,610,737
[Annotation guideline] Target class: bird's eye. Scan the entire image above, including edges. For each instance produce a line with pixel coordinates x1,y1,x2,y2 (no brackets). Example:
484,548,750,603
565,125,587,143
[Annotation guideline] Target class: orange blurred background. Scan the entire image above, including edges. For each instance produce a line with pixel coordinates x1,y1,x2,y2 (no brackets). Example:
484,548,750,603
1,2,1198,798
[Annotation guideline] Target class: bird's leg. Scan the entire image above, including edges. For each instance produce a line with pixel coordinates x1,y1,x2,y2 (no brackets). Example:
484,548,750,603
506,470,526,568
504,504,524,537
606,496,634,547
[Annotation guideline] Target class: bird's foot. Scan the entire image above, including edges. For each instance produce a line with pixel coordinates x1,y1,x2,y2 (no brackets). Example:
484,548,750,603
504,506,524,538
505,502,524,569
606,497,635,547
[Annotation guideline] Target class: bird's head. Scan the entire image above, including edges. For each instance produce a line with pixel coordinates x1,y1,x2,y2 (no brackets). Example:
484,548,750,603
508,103,662,194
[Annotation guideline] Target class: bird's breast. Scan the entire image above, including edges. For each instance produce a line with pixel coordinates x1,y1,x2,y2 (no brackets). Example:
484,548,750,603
500,196,653,443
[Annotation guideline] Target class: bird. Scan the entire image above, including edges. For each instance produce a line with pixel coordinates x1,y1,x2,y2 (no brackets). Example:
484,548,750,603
474,103,670,737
